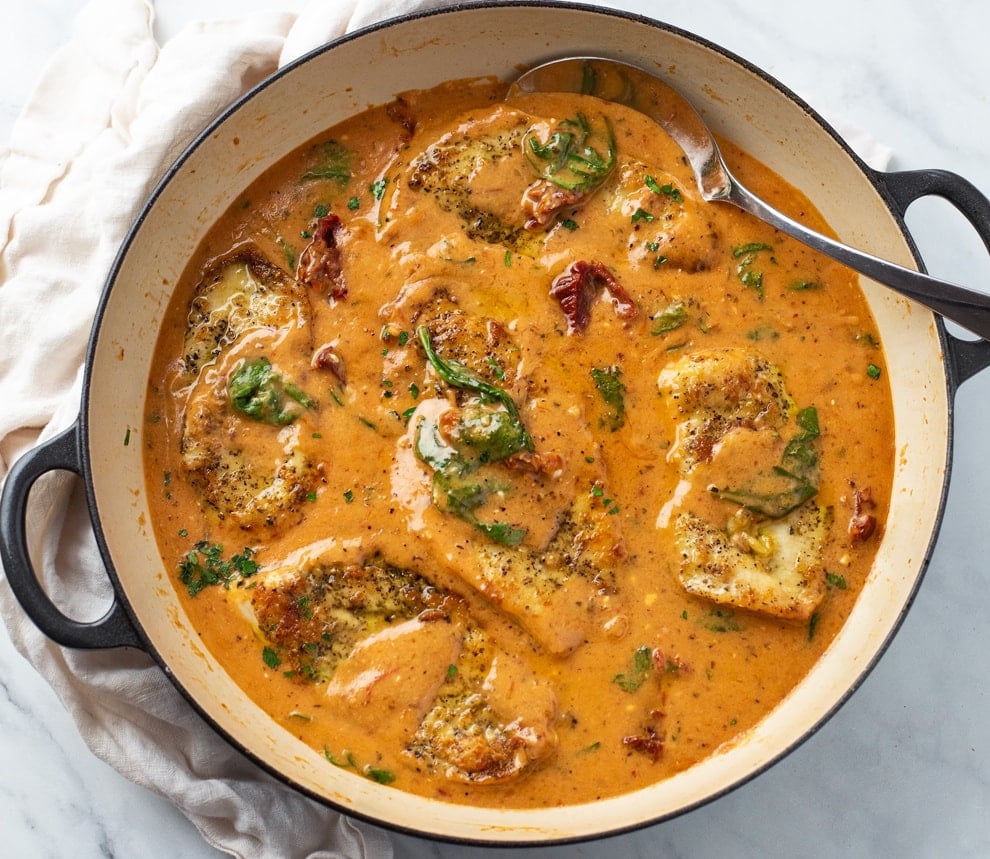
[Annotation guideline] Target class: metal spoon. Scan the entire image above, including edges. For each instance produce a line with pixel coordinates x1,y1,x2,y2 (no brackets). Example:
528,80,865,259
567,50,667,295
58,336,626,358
510,57,990,341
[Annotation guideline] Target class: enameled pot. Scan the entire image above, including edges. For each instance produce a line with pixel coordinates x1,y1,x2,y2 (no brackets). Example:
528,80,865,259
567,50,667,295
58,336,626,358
4,2,990,845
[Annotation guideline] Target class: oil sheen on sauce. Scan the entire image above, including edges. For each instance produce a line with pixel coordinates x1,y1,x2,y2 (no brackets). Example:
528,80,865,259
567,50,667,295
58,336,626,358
143,78,894,808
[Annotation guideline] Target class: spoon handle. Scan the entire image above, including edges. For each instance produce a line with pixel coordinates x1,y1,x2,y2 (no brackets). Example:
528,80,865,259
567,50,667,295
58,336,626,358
724,177,990,341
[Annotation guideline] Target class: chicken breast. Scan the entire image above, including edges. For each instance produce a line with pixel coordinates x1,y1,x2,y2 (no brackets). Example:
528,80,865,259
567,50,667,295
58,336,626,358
383,295,627,655
658,347,828,620
675,503,830,620
603,160,719,273
404,627,558,784
178,250,321,530
181,249,310,380
658,348,793,473
469,487,624,655
233,553,558,783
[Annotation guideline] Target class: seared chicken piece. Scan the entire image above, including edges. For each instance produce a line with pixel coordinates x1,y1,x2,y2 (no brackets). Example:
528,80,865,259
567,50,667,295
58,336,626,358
384,299,627,655
181,249,310,380
245,557,455,682
378,288,525,410
658,348,793,472
234,554,558,782
658,347,827,620
401,396,624,656
402,106,534,251
469,487,623,655
178,250,320,530
399,104,611,254
180,402,319,531
401,429,625,656
603,161,719,273
384,302,626,654
324,617,464,741
675,503,830,620
406,627,558,784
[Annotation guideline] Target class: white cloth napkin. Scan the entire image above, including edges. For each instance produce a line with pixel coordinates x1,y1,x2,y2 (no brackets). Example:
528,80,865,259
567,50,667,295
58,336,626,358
0,1,892,856
0,1,453,857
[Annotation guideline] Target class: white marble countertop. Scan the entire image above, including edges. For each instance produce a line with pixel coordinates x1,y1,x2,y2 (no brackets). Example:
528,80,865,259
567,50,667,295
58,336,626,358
3,1,990,857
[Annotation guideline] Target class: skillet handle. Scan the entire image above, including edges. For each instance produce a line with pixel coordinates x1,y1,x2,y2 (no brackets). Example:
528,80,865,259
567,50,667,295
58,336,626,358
879,168,990,386
0,422,143,650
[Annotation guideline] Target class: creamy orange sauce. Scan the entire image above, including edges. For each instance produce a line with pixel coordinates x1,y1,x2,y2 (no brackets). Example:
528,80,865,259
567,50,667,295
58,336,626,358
143,78,894,807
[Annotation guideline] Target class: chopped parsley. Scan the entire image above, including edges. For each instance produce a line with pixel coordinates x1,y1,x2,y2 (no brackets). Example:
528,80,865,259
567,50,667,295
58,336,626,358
651,301,688,335
323,748,396,785
645,175,684,203
262,647,281,669
826,571,848,590
178,542,259,597
370,177,388,200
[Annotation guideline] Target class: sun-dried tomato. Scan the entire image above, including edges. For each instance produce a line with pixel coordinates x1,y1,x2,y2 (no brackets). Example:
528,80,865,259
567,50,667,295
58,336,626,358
848,487,877,543
297,213,346,299
549,260,638,334
310,342,346,385
622,727,663,762
522,180,586,230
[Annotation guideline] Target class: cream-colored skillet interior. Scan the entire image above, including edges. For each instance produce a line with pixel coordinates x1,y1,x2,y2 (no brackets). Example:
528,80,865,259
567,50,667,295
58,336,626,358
83,5,946,842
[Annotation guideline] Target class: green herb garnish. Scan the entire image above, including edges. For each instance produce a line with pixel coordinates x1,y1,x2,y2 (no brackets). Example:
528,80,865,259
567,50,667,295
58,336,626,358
413,331,534,546
645,175,684,203
826,571,848,589
716,406,821,518
229,357,314,425
732,242,774,301
524,112,616,191
417,326,533,453
323,748,396,785
178,542,259,597
370,178,388,200
704,607,741,633
590,365,626,431
651,301,688,335
613,645,653,692
302,140,351,184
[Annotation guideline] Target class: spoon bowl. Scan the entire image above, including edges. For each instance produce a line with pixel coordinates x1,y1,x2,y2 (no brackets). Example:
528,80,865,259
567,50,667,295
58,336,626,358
511,57,990,340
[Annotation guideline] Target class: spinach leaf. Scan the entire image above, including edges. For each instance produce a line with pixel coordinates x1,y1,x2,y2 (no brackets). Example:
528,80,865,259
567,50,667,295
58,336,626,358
524,112,616,192
590,365,626,431
302,139,351,184
613,645,653,692
417,326,533,452
229,357,314,425
732,242,774,301
456,402,532,463
414,406,528,547
716,406,821,518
